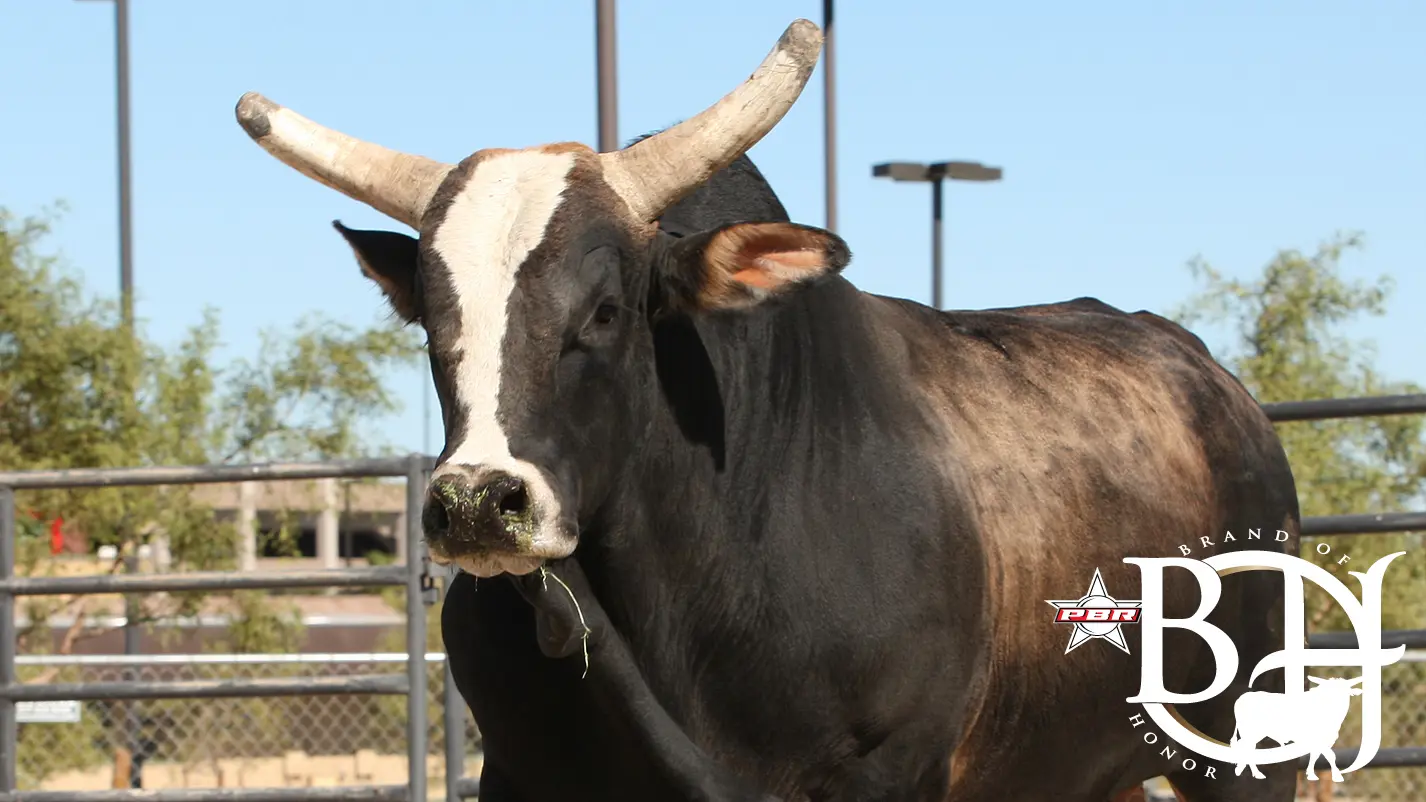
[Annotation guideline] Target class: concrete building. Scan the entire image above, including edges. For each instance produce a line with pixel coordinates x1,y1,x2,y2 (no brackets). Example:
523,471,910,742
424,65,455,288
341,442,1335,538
18,479,420,656
188,478,410,571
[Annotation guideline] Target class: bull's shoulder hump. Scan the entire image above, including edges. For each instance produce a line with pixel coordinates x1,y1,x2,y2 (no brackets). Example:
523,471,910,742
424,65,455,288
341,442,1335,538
889,296,1209,367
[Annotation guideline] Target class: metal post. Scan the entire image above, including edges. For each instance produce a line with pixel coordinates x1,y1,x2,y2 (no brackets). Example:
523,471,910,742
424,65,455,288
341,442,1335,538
422,355,432,459
115,0,134,328
123,551,142,787
443,656,463,801
872,161,1000,310
117,0,140,772
1,487,17,793
931,177,944,310
405,455,429,802
822,0,837,233
595,0,618,152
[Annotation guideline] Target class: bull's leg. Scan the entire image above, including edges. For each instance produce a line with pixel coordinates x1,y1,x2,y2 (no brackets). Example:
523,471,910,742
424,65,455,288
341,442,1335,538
1230,728,1263,780
1229,759,1267,781
475,763,530,802
1167,767,1295,802
1109,785,1191,802
1162,511,1298,802
1319,748,1344,783
1304,751,1320,782
513,561,784,802
1231,738,1267,782
1230,733,1267,781
1108,784,1155,802
1110,786,1189,802
445,567,781,802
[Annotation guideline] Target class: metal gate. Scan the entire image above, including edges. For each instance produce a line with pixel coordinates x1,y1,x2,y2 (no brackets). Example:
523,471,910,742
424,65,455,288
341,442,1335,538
0,454,481,801
1258,393,1426,776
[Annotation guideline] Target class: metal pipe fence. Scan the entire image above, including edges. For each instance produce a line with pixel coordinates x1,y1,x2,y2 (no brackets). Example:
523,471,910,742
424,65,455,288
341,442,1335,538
2,394,1424,799
2,790,410,802
0,454,455,802
2,651,473,801
1260,393,1426,423
1261,393,1426,791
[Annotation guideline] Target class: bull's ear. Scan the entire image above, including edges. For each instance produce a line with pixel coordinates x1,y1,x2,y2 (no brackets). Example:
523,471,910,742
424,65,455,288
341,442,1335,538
332,220,421,322
659,222,849,313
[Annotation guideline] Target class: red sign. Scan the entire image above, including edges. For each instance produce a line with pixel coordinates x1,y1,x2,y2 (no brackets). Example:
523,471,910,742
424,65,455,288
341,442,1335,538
1054,608,1140,623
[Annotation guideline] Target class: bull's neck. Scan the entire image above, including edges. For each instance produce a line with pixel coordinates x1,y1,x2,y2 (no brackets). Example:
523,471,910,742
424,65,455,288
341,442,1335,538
582,276,926,604
574,279,966,740
647,281,869,526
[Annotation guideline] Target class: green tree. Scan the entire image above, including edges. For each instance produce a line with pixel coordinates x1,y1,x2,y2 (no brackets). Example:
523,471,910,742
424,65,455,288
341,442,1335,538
2,205,423,786
1172,232,1426,800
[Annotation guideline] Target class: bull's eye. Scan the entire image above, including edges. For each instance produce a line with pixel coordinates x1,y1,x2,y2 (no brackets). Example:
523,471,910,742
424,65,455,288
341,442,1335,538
594,303,619,325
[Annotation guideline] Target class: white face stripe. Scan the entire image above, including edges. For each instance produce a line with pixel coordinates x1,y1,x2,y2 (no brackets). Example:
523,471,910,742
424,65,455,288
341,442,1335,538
431,149,576,470
427,149,578,557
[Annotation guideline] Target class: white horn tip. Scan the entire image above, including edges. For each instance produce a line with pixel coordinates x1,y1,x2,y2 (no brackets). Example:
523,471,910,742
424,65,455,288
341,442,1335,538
778,19,825,66
235,92,278,140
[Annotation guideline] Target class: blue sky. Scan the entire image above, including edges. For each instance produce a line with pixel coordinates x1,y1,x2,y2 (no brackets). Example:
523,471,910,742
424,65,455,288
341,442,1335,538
3,1,1423,457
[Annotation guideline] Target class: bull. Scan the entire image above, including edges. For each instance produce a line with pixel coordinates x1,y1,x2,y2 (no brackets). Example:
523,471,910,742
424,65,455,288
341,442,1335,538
234,18,1301,802
1233,676,1365,784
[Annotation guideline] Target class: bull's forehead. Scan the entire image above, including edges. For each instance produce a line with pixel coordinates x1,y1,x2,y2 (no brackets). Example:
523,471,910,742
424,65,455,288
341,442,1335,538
428,148,579,467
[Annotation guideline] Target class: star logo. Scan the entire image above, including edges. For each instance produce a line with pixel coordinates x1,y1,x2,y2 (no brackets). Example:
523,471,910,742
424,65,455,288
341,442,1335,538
1046,568,1141,655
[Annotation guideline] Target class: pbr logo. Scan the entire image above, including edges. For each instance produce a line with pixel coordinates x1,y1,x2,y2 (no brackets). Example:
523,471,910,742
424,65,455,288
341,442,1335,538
1046,568,1141,654
1049,539,1408,783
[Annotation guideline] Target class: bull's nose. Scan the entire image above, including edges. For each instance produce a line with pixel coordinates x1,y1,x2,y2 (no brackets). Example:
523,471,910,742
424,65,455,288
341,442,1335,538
484,474,530,518
422,470,532,544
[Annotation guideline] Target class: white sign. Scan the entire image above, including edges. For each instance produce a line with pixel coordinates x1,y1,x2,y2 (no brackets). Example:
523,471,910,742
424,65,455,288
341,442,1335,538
1048,544,1407,785
1128,550,1405,782
16,700,82,724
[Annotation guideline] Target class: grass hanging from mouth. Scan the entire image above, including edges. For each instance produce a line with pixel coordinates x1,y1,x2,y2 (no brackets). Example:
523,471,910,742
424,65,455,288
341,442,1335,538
540,565,591,679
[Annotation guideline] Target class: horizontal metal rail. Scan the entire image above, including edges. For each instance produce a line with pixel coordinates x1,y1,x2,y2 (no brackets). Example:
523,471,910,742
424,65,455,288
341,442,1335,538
1263,393,1426,423
1301,511,1426,536
0,566,406,596
1297,746,1426,770
16,612,404,630
0,673,407,702
51,649,1426,668
0,456,435,490
1308,629,1426,650
15,652,448,667
0,787,408,802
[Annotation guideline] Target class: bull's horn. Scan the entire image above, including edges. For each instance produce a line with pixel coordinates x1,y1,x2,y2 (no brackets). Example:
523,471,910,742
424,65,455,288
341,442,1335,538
235,92,452,231
599,19,823,222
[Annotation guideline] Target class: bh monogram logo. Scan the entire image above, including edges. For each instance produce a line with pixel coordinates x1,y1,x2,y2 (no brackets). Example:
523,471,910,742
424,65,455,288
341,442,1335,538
1051,547,1407,782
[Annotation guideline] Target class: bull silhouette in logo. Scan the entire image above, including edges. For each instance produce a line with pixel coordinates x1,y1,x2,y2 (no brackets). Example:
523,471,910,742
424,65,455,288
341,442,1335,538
1232,675,1365,782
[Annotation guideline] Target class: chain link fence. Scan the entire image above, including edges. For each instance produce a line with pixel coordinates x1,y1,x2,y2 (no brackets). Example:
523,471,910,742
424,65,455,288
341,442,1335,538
1134,654,1426,801
1290,655,1426,801
15,654,1426,800
12,654,481,798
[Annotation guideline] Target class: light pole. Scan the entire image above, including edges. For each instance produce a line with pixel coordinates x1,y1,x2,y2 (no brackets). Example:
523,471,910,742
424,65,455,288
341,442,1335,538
872,160,1002,309
822,0,837,233
78,0,141,787
595,0,618,152
79,0,134,328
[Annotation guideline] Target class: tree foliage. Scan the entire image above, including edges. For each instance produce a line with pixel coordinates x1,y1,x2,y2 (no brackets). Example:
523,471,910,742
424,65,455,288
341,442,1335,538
1172,232,1426,629
3,204,424,787
1,204,422,648
1173,233,1426,798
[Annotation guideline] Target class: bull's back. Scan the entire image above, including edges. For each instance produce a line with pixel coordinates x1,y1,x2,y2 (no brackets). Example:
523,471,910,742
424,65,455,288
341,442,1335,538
861,293,1300,797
